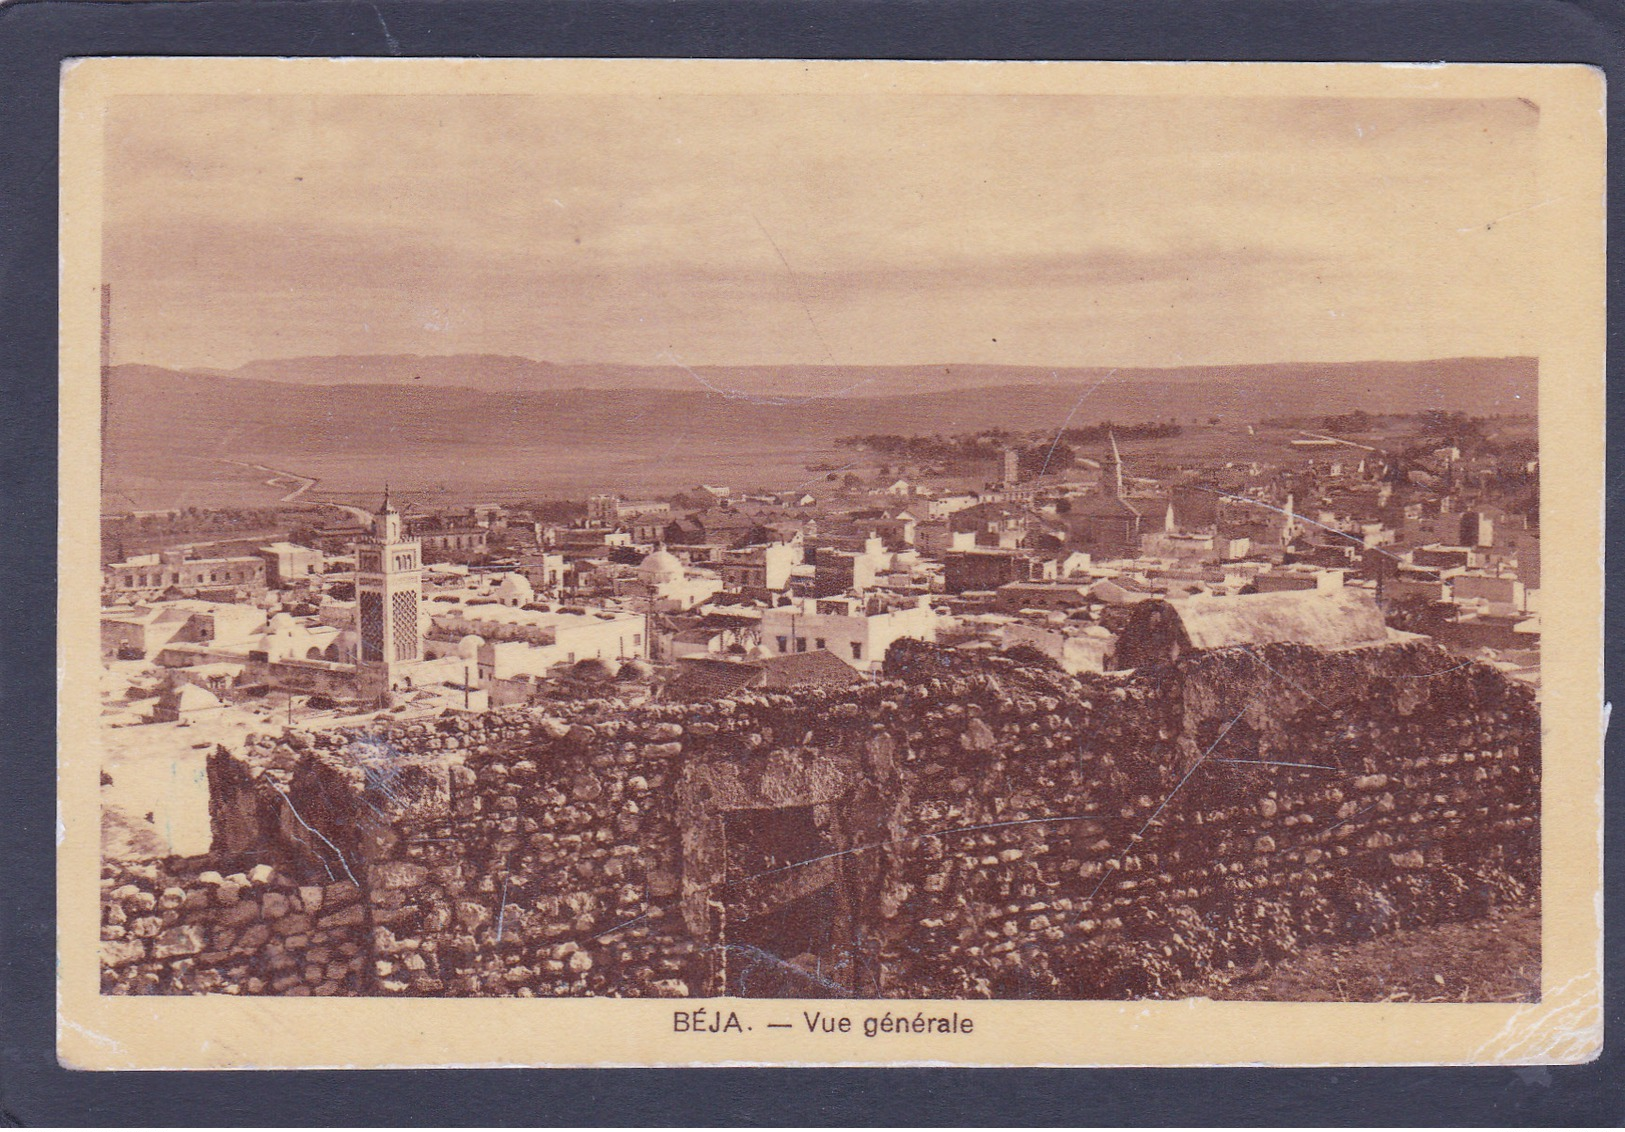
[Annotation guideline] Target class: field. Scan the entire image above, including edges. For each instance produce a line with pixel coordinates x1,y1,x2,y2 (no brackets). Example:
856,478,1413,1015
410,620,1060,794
106,440,851,513
291,440,848,507
103,451,303,511
104,425,1341,512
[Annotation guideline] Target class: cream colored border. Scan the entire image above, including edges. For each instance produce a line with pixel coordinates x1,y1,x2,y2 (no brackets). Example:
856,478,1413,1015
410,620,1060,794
58,58,1605,1070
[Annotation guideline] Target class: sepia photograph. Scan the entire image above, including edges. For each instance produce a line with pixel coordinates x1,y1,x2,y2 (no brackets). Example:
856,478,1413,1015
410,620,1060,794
57,58,1604,1068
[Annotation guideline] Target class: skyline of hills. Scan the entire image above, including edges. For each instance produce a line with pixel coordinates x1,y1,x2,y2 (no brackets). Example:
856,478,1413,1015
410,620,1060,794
151,354,1540,405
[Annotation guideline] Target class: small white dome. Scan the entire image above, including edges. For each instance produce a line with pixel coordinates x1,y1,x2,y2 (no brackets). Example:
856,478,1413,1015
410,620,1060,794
457,633,485,659
638,549,684,585
496,573,533,602
268,612,296,634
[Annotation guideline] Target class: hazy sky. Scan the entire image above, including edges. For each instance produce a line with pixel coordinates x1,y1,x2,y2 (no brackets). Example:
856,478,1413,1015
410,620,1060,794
104,92,1542,370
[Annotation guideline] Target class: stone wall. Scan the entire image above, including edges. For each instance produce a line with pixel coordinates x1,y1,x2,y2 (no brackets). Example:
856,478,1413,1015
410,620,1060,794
871,641,1538,997
101,639,1539,999
100,862,369,996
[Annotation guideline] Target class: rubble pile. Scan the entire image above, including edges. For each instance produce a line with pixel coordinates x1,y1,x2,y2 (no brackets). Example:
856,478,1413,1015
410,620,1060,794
101,639,1539,999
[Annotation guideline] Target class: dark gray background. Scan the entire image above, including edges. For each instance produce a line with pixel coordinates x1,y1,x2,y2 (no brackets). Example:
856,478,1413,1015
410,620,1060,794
1,0,1620,1123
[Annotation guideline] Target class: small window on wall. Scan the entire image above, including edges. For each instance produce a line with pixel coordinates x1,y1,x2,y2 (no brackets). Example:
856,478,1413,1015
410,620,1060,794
776,636,788,652
850,642,863,660
796,637,808,653
815,638,826,650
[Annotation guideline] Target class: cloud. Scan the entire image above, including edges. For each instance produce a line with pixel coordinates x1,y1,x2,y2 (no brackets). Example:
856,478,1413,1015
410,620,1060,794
103,90,1543,370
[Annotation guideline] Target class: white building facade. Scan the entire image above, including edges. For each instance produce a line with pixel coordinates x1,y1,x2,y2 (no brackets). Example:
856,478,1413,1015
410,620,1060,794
759,594,939,674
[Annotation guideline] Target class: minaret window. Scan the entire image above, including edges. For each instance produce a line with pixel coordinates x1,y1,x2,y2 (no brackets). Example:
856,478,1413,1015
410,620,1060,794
392,591,420,660
358,592,385,662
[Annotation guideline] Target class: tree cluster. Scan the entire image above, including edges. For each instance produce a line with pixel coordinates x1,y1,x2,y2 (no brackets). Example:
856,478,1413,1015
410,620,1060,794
836,421,1181,476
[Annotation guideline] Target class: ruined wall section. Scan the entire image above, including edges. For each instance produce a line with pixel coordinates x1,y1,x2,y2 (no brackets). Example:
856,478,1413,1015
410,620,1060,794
102,640,1539,999
874,641,1539,997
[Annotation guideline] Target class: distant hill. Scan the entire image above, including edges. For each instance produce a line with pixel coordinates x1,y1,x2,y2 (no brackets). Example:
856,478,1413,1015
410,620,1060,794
173,354,1540,404
103,357,1537,506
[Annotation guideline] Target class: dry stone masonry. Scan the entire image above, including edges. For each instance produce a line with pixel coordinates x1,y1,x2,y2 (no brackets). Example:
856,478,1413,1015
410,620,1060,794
102,638,1539,999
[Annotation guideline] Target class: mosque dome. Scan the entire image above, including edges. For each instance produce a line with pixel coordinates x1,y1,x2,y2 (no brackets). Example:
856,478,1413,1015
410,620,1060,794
457,634,485,660
638,548,684,586
496,573,534,604
268,612,296,634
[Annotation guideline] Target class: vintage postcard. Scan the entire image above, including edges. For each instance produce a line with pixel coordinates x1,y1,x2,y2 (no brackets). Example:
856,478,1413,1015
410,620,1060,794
58,58,1604,1069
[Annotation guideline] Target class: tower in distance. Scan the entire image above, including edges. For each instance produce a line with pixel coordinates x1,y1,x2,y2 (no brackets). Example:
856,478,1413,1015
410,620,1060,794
354,487,423,704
